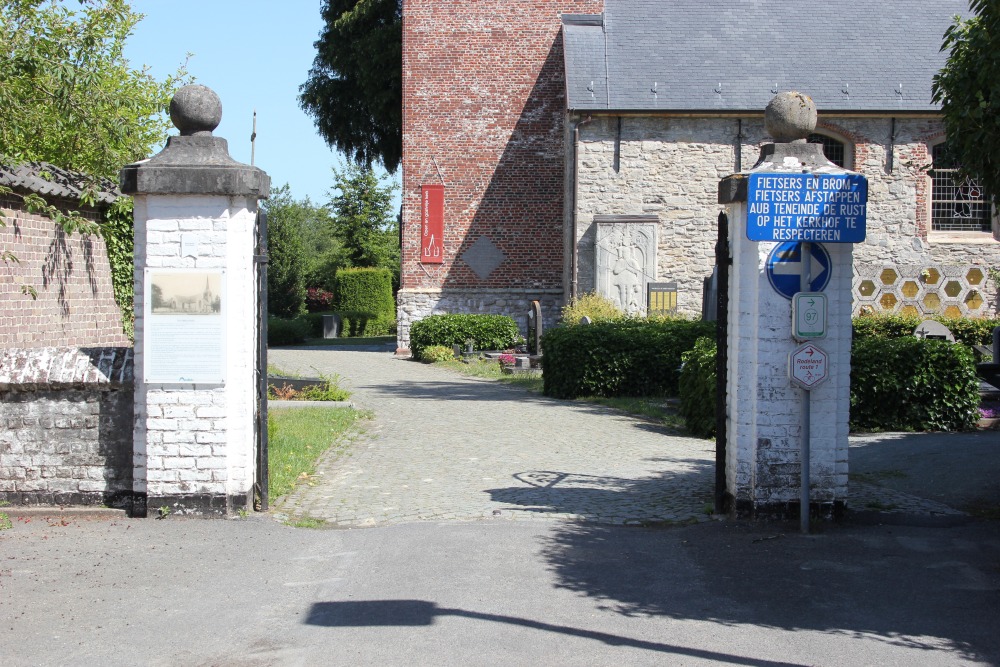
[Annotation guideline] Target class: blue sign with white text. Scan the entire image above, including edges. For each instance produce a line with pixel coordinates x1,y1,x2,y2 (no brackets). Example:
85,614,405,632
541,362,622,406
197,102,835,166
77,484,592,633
747,173,867,243
766,242,831,300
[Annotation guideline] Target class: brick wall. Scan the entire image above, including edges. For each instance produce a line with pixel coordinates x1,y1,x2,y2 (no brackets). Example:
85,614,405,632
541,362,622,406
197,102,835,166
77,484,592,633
0,196,129,348
0,347,133,508
401,0,602,292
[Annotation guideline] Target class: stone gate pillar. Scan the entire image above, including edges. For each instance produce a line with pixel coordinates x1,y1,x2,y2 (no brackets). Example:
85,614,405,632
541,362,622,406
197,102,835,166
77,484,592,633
121,84,270,516
718,93,866,520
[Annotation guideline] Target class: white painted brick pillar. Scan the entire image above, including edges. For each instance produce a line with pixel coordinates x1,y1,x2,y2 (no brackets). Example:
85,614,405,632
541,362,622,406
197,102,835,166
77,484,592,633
718,93,863,520
121,85,269,517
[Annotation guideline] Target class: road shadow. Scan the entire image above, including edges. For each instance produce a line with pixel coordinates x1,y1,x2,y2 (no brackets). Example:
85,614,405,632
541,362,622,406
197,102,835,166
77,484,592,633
535,519,1000,663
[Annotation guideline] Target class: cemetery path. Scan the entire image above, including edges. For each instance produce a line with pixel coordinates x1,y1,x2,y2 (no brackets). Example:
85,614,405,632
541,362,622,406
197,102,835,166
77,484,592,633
266,347,980,528
267,347,717,527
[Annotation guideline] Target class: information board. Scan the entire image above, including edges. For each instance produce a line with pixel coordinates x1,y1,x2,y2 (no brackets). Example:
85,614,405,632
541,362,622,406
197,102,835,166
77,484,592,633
421,184,444,264
747,173,867,243
144,269,226,384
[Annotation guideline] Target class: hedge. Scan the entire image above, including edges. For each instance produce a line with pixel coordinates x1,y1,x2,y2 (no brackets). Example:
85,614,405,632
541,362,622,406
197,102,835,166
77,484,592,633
409,314,521,359
267,316,311,346
850,337,980,432
679,337,717,438
334,267,395,334
670,335,980,433
853,314,1000,347
541,318,716,399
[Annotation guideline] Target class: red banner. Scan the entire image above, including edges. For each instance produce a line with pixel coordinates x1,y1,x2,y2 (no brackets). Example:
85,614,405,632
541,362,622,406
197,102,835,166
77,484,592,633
420,185,444,264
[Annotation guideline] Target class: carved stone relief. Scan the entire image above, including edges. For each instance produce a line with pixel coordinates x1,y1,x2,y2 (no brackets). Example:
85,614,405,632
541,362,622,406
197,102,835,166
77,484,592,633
595,221,658,314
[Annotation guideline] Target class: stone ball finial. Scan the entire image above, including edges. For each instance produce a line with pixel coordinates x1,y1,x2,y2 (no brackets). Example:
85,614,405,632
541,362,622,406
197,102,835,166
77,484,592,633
169,84,223,136
764,92,817,143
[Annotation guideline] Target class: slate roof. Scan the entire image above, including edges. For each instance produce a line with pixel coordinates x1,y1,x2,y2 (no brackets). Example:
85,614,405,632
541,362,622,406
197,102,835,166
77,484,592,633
563,0,972,113
0,160,120,206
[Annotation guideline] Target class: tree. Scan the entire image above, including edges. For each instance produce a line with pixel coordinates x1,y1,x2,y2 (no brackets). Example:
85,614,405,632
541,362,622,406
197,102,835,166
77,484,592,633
262,185,308,318
932,0,1000,203
0,0,189,181
328,162,399,286
299,0,402,173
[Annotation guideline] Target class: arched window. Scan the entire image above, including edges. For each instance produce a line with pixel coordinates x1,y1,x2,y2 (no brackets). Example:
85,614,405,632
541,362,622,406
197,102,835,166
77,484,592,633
930,141,991,232
808,133,847,168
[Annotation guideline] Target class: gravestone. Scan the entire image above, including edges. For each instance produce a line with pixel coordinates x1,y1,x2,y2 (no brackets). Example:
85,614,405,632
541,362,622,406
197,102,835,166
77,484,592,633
913,320,955,342
595,221,657,315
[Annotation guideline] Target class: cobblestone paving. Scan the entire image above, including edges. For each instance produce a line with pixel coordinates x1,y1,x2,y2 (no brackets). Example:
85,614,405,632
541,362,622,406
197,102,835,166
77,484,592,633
268,348,717,527
268,348,967,528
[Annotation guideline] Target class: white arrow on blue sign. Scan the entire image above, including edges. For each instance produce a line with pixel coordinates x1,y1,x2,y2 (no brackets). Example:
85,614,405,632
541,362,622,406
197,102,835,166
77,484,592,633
766,242,831,300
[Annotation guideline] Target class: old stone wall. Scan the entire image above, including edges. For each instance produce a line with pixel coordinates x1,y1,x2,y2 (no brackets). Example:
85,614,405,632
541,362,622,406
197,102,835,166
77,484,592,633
396,288,562,349
0,197,129,348
0,347,133,507
400,1,603,346
574,115,1000,317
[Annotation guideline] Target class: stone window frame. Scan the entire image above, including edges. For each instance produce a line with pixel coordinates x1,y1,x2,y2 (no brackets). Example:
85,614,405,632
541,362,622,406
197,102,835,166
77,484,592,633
926,137,999,244
807,131,852,170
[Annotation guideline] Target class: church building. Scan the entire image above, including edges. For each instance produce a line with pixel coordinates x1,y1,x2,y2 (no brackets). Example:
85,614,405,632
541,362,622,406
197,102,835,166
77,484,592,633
398,0,1000,348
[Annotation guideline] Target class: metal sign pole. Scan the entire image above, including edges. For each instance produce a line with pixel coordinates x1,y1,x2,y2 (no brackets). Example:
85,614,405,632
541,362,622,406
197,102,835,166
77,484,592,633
799,241,812,534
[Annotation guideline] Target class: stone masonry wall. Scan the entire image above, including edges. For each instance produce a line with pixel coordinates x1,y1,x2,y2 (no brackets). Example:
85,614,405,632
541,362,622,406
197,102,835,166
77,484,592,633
0,197,129,348
574,115,1000,317
397,288,562,349
0,347,133,507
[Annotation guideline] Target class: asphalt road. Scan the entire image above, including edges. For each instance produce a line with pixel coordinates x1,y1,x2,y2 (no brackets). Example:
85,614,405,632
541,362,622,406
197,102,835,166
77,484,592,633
2,515,998,666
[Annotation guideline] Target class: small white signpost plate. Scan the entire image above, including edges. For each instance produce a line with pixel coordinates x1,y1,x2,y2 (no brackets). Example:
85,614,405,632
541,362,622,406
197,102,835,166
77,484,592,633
789,342,829,390
792,292,827,340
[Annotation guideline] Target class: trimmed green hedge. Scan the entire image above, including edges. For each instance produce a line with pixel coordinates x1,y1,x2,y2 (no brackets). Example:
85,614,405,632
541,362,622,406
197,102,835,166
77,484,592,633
541,318,716,399
409,314,520,359
334,267,395,334
853,314,1000,346
679,337,718,438
667,335,980,433
850,337,980,432
267,316,311,346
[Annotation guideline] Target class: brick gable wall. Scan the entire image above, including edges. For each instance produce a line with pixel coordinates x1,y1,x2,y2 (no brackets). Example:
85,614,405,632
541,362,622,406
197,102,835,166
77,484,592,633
401,0,603,293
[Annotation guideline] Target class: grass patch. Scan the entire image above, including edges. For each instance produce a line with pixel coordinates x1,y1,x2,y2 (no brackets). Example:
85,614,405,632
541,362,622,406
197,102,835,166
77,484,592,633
581,395,684,428
300,336,395,347
850,470,908,483
962,498,1000,520
433,357,544,393
268,406,368,500
0,512,11,530
287,515,328,528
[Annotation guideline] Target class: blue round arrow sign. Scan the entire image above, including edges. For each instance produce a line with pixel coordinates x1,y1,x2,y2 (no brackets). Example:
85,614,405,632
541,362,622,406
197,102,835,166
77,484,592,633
766,242,831,300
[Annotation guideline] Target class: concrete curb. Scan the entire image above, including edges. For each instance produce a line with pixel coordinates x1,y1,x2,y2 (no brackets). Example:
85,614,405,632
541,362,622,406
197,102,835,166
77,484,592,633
268,400,356,409
1,506,128,520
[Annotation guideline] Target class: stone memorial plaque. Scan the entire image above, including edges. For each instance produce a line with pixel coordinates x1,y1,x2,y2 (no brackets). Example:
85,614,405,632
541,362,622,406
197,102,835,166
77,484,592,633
144,269,226,384
595,221,657,315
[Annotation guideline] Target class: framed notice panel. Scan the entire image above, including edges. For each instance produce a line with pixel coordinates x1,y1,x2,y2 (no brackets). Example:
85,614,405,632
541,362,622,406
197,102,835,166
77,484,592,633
144,269,226,384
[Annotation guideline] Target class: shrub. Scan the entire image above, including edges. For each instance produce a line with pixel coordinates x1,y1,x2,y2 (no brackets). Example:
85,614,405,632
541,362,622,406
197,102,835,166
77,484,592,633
420,345,455,362
267,316,311,346
409,314,521,358
305,287,334,312
335,267,394,316
853,314,1000,347
850,337,980,432
560,291,623,325
542,318,716,399
679,337,717,438
334,267,395,336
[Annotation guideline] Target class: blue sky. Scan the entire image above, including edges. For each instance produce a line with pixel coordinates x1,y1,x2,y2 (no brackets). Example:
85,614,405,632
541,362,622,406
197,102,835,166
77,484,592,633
124,1,398,207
